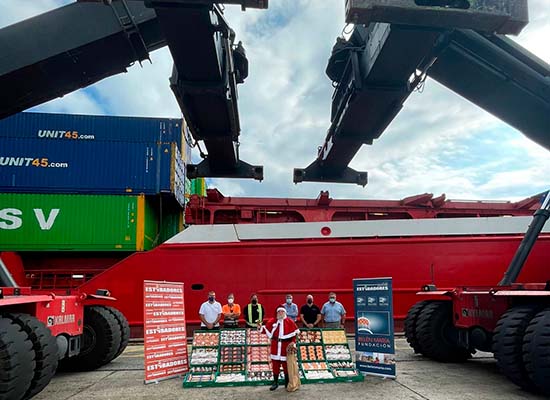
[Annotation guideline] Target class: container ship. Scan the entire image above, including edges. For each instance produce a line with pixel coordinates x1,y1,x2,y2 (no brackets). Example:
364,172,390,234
1,112,548,337
73,191,549,337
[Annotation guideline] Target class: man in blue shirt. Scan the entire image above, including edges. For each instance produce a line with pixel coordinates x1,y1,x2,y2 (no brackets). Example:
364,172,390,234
282,294,299,322
321,292,346,329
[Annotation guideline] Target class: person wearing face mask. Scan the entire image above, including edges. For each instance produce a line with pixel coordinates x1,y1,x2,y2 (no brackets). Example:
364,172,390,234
321,292,346,329
260,307,299,391
199,290,222,330
222,293,241,328
300,294,322,328
281,294,298,322
243,293,265,328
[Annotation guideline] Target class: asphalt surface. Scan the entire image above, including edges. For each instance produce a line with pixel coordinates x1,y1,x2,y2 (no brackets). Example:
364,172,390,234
35,338,547,400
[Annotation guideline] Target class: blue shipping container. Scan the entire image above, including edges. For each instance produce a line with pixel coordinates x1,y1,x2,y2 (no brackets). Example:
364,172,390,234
0,137,186,206
0,112,184,148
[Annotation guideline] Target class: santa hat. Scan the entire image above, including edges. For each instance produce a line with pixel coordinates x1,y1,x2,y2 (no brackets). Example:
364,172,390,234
276,307,286,313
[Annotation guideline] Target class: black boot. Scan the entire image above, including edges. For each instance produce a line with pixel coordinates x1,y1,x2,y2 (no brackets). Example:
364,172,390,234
269,376,279,391
284,374,289,388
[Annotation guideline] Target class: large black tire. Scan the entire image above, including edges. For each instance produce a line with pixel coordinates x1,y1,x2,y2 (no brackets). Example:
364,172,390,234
492,305,538,390
416,301,472,362
61,306,122,371
522,308,550,396
0,317,35,400
404,301,430,354
5,314,58,400
106,307,130,360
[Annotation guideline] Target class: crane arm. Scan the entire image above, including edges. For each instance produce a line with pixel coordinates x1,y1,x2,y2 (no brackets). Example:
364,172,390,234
295,0,549,185
0,1,164,120
0,0,266,180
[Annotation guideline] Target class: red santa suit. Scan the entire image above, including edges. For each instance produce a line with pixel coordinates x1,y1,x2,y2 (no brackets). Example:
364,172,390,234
261,309,299,383
263,316,299,361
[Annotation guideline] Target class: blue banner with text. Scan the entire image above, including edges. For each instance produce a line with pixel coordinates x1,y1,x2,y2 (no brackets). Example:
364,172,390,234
353,277,396,378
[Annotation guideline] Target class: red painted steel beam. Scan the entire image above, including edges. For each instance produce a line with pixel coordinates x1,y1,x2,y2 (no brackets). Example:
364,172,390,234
185,189,544,225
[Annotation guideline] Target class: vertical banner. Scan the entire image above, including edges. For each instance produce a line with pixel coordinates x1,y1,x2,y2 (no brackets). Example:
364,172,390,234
144,280,189,384
353,277,396,378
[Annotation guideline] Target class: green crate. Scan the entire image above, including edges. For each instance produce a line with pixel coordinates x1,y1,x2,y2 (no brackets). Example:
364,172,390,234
182,372,216,388
219,345,246,365
245,371,274,385
320,328,349,345
323,343,353,362
297,343,326,362
297,328,323,344
327,361,355,369
218,329,247,346
191,330,220,347
189,347,219,367
246,329,271,346
187,366,218,374
219,361,246,366
301,373,337,384
213,372,247,386
331,370,364,383
218,363,246,374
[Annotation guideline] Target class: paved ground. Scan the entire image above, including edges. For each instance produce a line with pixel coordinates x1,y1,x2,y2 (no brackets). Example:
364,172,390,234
35,338,546,400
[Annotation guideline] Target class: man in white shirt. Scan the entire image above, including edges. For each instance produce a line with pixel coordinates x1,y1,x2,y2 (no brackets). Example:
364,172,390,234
199,290,222,330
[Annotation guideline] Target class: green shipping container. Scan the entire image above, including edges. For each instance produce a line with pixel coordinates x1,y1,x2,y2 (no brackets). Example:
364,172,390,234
0,193,181,251
191,178,207,196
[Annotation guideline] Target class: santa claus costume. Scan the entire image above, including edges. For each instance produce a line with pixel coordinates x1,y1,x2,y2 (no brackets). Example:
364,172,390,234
261,307,299,390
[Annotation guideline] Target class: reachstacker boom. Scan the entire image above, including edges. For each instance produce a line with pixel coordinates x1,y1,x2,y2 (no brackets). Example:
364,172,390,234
295,0,550,185
0,0,265,181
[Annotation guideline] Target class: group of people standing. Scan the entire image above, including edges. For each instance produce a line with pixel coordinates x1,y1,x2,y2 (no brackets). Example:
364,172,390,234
198,291,347,392
198,291,347,330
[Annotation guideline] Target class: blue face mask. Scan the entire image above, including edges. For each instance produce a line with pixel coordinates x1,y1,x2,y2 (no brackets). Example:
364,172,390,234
286,299,292,305
329,298,336,303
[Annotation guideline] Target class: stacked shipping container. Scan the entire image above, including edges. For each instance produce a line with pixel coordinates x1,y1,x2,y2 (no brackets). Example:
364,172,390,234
0,193,180,251
0,112,188,205
0,112,204,287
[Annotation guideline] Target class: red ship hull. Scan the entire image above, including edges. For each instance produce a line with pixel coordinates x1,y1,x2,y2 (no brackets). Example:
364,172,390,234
75,217,550,337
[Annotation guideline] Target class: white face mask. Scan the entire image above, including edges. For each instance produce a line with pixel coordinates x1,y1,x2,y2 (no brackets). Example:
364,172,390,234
228,298,234,304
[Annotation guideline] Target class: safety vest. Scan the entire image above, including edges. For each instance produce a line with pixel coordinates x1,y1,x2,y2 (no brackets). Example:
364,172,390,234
246,303,263,327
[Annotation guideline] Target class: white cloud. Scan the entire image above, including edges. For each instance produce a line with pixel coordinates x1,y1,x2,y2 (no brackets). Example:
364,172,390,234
2,1,548,201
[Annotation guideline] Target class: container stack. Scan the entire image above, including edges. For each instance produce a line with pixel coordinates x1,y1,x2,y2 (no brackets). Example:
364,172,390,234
0,112,204,287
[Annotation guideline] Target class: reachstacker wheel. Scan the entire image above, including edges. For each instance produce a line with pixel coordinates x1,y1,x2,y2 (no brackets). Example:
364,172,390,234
522,308,550,396
106,306,130,359
404,300,430,354
60,306,122,371
415,301,472,362
492,305,539,390
0,316,36,400
5,314,58,400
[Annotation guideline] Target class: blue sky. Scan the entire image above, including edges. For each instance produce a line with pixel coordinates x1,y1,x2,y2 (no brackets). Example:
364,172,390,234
1,0,548,202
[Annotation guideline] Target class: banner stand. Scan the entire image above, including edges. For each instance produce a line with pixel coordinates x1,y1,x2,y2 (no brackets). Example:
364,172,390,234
353,277,396,379
143,280,189,384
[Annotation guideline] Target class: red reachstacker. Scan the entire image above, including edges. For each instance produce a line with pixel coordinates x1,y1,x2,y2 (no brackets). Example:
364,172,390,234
405,191,550,395
0,259,130,400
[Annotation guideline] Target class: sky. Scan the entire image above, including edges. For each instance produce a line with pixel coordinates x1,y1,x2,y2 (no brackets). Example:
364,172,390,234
1,1,549,202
